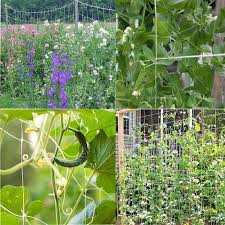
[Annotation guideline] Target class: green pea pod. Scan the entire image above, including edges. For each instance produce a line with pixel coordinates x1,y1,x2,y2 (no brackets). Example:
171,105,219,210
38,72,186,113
54,130,89,168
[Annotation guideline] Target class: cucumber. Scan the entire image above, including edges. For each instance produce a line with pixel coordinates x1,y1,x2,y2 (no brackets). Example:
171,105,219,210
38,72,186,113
54,130,89,168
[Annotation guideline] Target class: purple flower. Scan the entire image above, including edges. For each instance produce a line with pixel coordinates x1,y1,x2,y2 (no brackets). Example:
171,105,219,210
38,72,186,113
51,68,72,88
48,50,73,109
52,51,62,67
26,48,35,63
29,64,34,69
48,87,56,98
48,100,57,109
26,71,33,77
60,89,68,108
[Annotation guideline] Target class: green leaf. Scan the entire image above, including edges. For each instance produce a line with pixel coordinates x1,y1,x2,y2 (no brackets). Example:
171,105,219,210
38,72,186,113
27,200,42,217
0,212,21,225
0,185,30,215
87,130,115,174
86,130,115,175
96,174,115,193
0,186,43,224
88,201,116,224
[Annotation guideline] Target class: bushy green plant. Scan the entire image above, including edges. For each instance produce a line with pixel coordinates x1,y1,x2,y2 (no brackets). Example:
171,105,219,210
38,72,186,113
123,119,225,225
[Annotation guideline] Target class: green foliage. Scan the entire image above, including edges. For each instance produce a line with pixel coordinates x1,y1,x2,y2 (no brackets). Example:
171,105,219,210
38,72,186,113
116,0,225,108
0,185,42,224
123,120,225,224
0,110,116,224
86,129,116,193
88,200,116,224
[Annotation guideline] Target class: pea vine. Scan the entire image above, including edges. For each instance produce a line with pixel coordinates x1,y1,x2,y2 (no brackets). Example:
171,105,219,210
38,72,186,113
116,0,225,108
0,110,116,225
122,114,225,225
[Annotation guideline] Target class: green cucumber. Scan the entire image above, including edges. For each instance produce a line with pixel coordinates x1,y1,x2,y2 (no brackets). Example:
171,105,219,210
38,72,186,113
54,130,89,168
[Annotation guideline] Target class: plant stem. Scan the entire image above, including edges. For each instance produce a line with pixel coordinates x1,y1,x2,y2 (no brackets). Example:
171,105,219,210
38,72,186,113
51,113,68,225
64,171,95,225
0,158,33,176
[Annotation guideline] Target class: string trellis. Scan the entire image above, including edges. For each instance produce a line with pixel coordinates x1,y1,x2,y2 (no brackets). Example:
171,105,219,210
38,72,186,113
117,109,225,225
5,0,116,28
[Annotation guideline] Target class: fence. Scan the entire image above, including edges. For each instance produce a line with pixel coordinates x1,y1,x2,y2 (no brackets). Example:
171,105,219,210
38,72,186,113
4,0,116,28
117,109,225,225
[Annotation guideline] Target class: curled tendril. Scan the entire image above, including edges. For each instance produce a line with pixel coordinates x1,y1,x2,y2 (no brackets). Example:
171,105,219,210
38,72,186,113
22,154,29,161
65,208,72,215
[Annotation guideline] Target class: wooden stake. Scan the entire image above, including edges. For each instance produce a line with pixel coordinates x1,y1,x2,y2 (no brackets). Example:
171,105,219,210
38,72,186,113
118,111,126,225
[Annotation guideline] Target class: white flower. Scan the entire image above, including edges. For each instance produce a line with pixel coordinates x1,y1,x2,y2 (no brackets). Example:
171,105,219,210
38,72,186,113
198,55,203,65
78,71,83,76
93,20,99,26
193,178,199,183
44,20,50,26
207,14,217,23
78,22,84,29
109,75,113,81
99,27,109,36
66,33,69,38
93,70,98,76
66,25,71,29
132,90,141,96
45,43,49,48
45,54,49,59
53,45,59,50
88,97,93,100
80,46,85,52
21,25,25,30
173,150,178,154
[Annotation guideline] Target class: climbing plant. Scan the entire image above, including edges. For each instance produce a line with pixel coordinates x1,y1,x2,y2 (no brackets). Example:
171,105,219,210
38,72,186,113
122,114,225,225
116,0,225,108
0,109,116,224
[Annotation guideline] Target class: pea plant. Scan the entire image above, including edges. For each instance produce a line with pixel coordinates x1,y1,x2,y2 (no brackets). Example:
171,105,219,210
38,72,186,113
0,110,116,225
122,116,225,225
116,0,225,108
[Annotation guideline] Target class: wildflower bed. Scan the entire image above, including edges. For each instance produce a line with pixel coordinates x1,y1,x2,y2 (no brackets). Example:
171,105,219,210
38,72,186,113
0,21,115,109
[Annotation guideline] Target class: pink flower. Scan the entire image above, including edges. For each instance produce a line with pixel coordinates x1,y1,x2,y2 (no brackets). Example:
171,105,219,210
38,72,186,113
0,60,3,65
8,56,14,64
12,25,18,33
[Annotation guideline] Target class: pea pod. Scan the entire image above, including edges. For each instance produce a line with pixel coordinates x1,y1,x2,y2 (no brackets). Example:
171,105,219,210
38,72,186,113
54,130,89,168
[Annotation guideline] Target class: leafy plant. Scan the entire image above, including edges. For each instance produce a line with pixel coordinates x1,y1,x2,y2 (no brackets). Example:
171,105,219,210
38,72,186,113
0,109,116,224
122,116,225,225
116,0,225,108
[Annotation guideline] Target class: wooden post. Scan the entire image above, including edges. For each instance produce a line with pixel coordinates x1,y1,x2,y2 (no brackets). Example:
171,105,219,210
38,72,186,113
118,111,126,225
212,0,225,107
160,109,164,139
188,109,193,129
75,0,79,24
